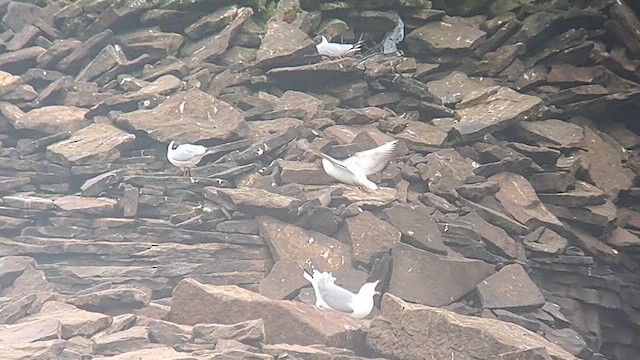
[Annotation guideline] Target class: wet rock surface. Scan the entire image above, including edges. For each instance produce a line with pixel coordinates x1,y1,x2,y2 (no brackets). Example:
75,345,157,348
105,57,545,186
0,0,638,359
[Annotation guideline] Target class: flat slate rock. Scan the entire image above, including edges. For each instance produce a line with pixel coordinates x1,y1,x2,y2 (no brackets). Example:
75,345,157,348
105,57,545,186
382,203,447,254
11,105,89,134
389,242,494,307
452,86,542,142
46,123,136,166
367,293,576,360
477,264,545,310
115,88,249,143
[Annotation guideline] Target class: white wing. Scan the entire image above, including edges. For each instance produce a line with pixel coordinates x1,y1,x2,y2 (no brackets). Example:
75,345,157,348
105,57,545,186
316,276,355,313
172,144,207,162
317,42,359,57
343,140,398,175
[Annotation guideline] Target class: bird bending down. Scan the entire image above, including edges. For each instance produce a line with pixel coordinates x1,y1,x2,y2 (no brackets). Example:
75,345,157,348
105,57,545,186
302,267,379,319
300,140,398,192
167,141,215,177
315,35,362,58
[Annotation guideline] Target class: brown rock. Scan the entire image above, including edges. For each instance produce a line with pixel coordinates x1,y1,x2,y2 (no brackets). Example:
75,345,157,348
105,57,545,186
490,172,564,230
205,187,301,220
68,287,150,313
405,20,485,53
259,259,308,300
515,119,585,149
389,242,495,306
93,346,193,360
426,71,486,105
338,107,389,125
529,172,575,193
58,29,113,73
366,293,576,360
257,216,349,272
275,90,324,121
0,46,46,73
256,21,316,69
456,211,520,259
76,44,127,82
53,196,118,216
546,199,617,228
382,203,447,254
0,318,60,343
93,326,151,356
523,228,568,255
420,149,477,196
607,226,640,247
19,301,112,339
10,105,89,134
168,279,364,350
576,127,634,199
191,318,264,345
395,121,449,148
345,211,401,265
453,86,543,142
538,181,607,207
46,123,136,166
115,89,249,143
278,160,335,185
0,71,21,96
477,264,545,310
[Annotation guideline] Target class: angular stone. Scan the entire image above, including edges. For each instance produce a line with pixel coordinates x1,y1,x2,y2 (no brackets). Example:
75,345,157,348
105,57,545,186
338,107,389,125
0,46,46,72
58,29,113,72
395,121,449,148
345,211,401,265
266,58,360,84
545,327,588,358
9,105,88,135
405,20,485,53
389,242,494,306
564,222,619,264
192,318,264,345
115,89,249,143
19,301,111,339
420,149,477,195
529,172,575,193
258,216,349,272
366,294,575,360
0,318,60,343
608,227,640,247
278,160,335,185
0,71,21,96
523,228,568,255
515,119,585,149
204,187,301,221
117,30,183,61
53,196,118,216
93,326,151,356
184,6,238,40
456,212,520,259
168,279,363,350
76,44,127,82
68,287,150,313
477,264,545,310
546,200,617,228
426,71,486,105
382,204,447,255
538,181,606,207
576,127,634,199
490,172,564,230
256,21,316,69
2,194,55,211
275,90,324,121
452,86,543,141
259,259,309,300
46,123,136,166
91,346,192,360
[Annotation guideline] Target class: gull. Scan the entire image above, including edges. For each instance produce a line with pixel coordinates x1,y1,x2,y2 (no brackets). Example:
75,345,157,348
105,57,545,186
302,267,379,319
167,141,215,177
299,140,398,192
315,35,362,58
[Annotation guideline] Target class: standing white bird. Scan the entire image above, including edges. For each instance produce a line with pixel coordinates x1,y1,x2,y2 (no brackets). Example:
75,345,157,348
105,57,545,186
315,35,362,58
303,268,379,319
167,141,214,177
300,140,398,192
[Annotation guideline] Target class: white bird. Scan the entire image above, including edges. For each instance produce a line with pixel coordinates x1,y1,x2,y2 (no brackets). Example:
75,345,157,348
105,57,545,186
167,141,215,177
300,140,398,192
315,35,362,58
303,268,379,319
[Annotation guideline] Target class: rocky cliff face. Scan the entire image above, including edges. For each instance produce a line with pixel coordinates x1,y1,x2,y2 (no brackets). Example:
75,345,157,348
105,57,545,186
0,0,639,359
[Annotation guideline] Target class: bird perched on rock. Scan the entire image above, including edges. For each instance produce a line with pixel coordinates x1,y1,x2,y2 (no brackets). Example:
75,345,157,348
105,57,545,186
167,141,215,177
302,264,379,319
315,35,362,58
298,139,398,192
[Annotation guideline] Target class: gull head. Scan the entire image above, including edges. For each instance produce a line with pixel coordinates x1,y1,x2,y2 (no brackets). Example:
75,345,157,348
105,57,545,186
313,35,328,45
169,141,179,151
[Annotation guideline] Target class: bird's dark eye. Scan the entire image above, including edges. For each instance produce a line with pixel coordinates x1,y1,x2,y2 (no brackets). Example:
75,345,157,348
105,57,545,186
172,143,179,150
